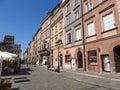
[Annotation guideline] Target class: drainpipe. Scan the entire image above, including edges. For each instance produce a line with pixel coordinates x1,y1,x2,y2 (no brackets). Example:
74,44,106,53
81,0,86,71
49,12,52,68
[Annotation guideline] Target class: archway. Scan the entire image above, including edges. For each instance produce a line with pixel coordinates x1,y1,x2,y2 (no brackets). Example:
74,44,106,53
113,45,120,72
77,51,83,68
59,53,63,67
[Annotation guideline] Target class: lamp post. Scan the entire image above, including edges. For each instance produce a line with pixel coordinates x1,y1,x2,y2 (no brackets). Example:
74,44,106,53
56,39,63,73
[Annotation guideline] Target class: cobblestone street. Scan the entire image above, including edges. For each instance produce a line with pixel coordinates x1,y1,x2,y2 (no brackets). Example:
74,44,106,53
1,64,119,90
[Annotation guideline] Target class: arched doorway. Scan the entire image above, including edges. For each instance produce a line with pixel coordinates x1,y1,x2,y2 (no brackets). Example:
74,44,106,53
113,45,120,72
77,51,83,68
60,53,63,67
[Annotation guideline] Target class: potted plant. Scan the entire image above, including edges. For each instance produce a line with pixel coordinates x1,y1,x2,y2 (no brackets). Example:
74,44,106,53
0,79,12,90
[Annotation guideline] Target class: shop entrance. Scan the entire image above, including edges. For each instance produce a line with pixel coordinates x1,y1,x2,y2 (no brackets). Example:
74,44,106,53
77,51,83,68
114,45,120,72
102,55,111,72
59,53,63,67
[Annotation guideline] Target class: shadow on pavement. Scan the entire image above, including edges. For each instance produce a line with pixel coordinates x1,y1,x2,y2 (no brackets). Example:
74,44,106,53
12,88,19,90
14,77,27,80
14,79,30,83
14,76,30,83
2,68,33,76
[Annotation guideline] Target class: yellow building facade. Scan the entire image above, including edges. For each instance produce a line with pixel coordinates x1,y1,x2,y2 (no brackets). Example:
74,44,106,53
51,3,64,68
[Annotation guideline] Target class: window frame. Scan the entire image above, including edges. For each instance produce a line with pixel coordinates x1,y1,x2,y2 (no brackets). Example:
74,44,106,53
66,32,72,44
102,12,115,31
75,28,81,41
87,22,95,37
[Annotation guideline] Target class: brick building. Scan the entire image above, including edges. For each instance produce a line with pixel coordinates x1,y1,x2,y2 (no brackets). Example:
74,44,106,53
82,0,120,72
0,35,21,58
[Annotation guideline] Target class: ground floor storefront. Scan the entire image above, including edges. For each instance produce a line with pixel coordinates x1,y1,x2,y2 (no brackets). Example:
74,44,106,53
64,45,84,71
52,47,64,68
85,36,120,73
38,49,50,66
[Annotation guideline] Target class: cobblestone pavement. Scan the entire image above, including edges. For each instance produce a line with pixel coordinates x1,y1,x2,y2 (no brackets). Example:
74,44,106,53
1,64,118,90
60,70,120,90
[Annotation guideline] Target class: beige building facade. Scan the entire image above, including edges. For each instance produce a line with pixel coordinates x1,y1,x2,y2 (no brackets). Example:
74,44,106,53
38,12,52,65
51,3,64,68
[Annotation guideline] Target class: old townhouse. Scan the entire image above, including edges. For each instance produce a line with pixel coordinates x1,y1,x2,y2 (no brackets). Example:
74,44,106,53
33,28,42,65
28,38,35,63
61,0,84,71
24,0,120,73
82,0,120,72
51,3,64,69
0,35,21,59
38,12,52,65
23,49,28,61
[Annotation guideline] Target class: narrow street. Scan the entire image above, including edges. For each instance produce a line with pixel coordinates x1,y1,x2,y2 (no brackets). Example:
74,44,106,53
1,64,117,90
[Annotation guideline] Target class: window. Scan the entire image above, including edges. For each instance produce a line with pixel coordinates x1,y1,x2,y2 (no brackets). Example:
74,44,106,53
67,33,71,44
65,55,71,63
76,29,81,40
47,43,49,48
51,39,54,47
75,10,79,20
59,33,63,41
66,16,71,25
103,13,115,31
66,4,70,12
87,22,95,36
55,25,58,33
47,30,50,37
55,37,58,45
100,0,106,3
47,20,50,25
60,21,62,29
51,28,54,35
75,0,80,5
88,50,98,65
86,2,92,12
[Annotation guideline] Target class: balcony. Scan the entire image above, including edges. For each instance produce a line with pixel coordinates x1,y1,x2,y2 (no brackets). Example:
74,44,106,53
38,48,50,56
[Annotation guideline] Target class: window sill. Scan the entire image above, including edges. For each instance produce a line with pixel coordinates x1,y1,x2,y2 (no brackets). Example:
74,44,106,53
66,42,72,45
101,27,118,34
86,34,97,39
65,12,71,17
74,39,82,42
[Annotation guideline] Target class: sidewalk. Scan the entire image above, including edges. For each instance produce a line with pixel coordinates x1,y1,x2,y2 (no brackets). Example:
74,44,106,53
60,70,120,90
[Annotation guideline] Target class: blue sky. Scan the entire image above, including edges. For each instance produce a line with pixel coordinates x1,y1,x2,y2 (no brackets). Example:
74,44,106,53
0,0,61,55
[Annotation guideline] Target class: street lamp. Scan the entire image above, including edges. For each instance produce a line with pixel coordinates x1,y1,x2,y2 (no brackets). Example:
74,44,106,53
56,39,63,73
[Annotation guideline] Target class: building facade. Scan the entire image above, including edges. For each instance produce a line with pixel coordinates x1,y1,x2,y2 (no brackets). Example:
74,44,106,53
82,0,120,72
0,35,21,59
38,12,52,65
24,0,120,73
51,3,64,68
35,28,42,65
62,0,84,71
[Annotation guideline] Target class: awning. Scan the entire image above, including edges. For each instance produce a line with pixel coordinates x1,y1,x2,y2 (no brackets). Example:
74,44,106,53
0,51,17,60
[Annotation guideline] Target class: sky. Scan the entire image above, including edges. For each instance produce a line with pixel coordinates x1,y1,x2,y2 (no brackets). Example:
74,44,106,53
0,0,61,55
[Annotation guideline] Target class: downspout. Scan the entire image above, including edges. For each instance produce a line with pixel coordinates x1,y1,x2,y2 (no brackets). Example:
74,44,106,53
49,12,52,68
81,0,86,71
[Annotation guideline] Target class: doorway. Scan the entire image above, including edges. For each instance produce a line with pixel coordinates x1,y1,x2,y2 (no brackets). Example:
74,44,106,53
60,53,63,67
113,45,120,72
77,51,83,68
102,55,111,72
